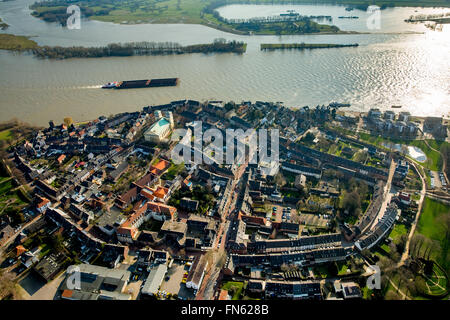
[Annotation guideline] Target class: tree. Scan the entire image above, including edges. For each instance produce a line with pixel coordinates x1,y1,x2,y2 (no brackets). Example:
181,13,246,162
63,117,73,127
51,233,64,252
342,191,361,216
385,290,401,300
274,171,286,187
0,270,20,300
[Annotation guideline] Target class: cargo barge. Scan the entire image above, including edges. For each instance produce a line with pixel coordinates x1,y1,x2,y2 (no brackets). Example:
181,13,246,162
102,78,179,89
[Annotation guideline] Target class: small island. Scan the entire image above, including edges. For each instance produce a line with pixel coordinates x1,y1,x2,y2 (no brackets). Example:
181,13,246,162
0,35,246,59
260,43,359,51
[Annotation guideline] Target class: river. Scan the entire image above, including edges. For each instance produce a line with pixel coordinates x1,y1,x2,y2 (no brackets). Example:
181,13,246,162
0,0,449,126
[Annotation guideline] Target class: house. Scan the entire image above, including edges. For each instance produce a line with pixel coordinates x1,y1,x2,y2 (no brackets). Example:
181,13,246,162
16,245,27,257
152,250,168,264
149,159,170,176
136,249,152,268
240,214,267,228
247,279,265,293
277,222,300,235
398,192,411,206
265,280,322,300
33,252,67,282
101,244,129,268
295,174,306,189
226,219,247,253
21,247,41,268
334,281,362,299
159,220,187,241
36,196,51,213
57,154,66,164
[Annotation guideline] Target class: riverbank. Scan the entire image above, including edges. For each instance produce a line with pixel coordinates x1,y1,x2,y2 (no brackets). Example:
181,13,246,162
260,42,359,50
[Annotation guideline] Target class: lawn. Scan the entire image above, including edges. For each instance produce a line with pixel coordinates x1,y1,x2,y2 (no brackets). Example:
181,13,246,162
221,281,244,300
416,197,450,269
388,223,408,244
161,162,185,181
423,263,448,298
337,262,349,275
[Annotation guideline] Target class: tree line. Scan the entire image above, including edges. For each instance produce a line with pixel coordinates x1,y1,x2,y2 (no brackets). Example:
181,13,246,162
31,39,246,59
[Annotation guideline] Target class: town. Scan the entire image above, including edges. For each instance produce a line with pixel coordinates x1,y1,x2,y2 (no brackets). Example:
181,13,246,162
0,99,448,301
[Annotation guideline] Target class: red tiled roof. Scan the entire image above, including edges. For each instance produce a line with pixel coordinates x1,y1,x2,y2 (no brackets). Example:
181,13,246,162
16,245,26,256
150,159,170,175
240,214,266,226
153,186,169,199
57,154,66,163
37,197,50,208
218,289,229,300
62,290,73,299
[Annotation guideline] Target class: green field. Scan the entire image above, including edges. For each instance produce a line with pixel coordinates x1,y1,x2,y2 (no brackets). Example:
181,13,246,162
0,34,38,51
416,197,450,269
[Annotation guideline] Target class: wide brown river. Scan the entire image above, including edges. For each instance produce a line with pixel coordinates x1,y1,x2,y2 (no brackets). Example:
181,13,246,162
0,0,449,125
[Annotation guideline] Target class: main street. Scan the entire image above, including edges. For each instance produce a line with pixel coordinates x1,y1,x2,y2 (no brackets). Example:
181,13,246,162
195,160,248,300
369,159,397,232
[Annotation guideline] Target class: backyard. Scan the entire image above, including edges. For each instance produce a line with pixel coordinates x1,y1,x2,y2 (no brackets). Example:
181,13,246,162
221,281,244,300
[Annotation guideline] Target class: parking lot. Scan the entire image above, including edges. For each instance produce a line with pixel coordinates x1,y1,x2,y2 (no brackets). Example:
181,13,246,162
270,205,296,223
160,261,194,300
